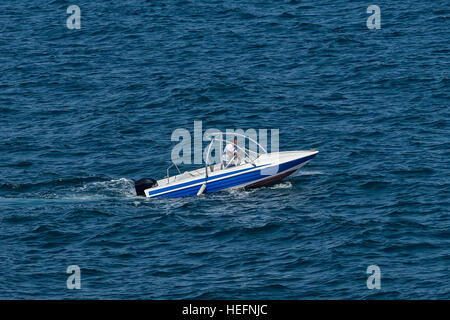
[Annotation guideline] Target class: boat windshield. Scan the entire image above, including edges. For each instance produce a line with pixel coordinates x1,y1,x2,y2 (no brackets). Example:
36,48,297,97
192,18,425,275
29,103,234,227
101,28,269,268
205,132,267,169
164,132,267,184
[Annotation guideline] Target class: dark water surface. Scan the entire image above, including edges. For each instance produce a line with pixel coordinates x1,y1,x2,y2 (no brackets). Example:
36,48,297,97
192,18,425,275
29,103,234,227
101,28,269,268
0,1,449,299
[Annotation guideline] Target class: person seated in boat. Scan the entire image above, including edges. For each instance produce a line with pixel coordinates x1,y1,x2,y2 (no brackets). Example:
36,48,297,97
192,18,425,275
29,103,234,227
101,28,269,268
223,137,240,168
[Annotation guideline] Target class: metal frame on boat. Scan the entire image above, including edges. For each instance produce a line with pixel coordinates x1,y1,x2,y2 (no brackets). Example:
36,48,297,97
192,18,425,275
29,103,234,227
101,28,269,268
135,132,318,198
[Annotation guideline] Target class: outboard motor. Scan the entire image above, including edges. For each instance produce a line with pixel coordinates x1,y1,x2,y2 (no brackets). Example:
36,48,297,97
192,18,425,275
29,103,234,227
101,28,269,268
134,178,158,196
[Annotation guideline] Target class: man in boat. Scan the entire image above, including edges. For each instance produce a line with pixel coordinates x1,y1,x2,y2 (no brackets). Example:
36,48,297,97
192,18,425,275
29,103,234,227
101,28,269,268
222,137,240,167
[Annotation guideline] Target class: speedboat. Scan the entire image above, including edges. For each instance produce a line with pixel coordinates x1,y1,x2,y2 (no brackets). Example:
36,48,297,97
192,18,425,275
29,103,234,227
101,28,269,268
135,133,318,198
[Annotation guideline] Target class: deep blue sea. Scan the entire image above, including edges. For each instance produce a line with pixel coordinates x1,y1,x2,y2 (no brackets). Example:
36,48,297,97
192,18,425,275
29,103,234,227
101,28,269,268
0,1,449,299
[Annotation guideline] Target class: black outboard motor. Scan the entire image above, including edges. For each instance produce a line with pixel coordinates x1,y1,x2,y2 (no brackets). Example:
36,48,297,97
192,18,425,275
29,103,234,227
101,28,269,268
134,178,158,196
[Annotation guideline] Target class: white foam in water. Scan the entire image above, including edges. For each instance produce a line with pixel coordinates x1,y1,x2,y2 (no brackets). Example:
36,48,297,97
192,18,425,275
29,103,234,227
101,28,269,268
294,170,324,176
269,181,292,189
78,178,136,198
225,187,256,198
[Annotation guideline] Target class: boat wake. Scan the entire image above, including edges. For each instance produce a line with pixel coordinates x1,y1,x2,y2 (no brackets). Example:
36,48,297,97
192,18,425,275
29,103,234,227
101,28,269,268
268,181,292,189
293,170,324,176
0,177,137,202
1,170,320,203
77,178,136,198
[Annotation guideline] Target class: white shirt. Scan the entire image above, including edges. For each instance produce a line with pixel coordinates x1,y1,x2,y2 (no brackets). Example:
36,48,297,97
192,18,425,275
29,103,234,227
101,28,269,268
223,143,236,163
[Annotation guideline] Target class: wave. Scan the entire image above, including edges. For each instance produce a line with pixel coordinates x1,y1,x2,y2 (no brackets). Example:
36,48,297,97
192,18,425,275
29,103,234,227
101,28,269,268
76,178,136,198
0,177,137,201
269,182,292,189
294,170,324,176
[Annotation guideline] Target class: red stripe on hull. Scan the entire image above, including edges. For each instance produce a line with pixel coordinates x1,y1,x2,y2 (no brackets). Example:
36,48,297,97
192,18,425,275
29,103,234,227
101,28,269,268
245,169,297,189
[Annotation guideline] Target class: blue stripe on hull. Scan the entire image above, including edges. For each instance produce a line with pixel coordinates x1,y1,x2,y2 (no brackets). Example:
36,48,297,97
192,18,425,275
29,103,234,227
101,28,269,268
154,185,201,198
149,154,316,198
148,164,267,197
